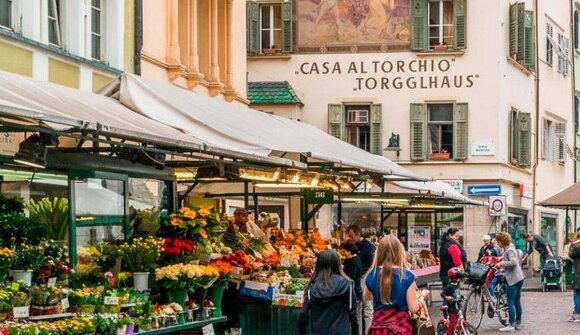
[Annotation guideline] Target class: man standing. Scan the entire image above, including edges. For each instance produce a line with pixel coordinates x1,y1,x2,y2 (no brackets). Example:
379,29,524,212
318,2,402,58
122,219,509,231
347,225,375,335
520,232,553,280
477,234,497,262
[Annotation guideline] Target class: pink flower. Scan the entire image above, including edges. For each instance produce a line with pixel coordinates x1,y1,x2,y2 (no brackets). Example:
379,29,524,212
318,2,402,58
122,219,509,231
104,271,113,278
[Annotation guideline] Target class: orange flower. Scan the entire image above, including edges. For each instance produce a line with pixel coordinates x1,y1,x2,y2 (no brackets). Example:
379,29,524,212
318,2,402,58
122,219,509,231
215,214,221,222
200,229,208,239
184,210,197,219
171,217,183,226
199,220,207,227
179,207,189,214
199,208,211,217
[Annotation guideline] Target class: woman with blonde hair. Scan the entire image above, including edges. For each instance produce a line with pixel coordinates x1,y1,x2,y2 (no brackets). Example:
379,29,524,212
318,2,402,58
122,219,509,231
363,235,427,335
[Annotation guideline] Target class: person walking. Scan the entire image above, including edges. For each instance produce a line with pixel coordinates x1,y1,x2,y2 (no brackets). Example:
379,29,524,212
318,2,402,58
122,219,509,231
520,232,553,281
347,224,376,334
363,235,428,335
495,232,525,332
567,230,580,322
297,249,359,335
341,240,363,334
477,234,497,262
438,228,467,315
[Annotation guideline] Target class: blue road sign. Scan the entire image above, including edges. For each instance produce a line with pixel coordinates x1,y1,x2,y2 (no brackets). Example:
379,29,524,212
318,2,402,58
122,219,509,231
467,185,501,196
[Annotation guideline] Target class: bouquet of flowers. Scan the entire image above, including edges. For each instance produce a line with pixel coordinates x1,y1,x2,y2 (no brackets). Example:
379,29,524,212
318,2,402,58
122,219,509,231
210,260,234,286
159,207,225,250
37,316,95,335
11,243,45,271
67,286,104,311
155,264,219,290
119,237,164,273
0,248,15,280
6,282,30,307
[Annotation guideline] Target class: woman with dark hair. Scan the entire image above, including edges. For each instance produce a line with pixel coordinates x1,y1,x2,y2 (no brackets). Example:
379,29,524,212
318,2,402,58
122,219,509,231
438,228,467,315
298,250,359,335
340,240,363,335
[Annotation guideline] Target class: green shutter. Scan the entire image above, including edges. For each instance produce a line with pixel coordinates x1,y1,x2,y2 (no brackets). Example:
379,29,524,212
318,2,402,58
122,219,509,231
281,1,293,53
411,0,427,51
509,3,519,57
453,103,468,161
523,10,535,70
246,1,259,54
370,104,382,155
509,108,519,163
516,2,526,62
410,103,427,161
518,112,532,168
453,0,466,49
328,104,344,140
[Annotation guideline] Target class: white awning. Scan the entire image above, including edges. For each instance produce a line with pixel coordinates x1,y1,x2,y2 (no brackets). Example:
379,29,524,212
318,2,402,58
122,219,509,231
99,73,428,180
394,181,485,205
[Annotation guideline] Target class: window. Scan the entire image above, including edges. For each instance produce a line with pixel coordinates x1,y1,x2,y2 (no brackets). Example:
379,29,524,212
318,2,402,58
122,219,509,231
428,0,454,49
410,102,468,161
328,104,382,155
0,0,11,29
345,106,371,152
411,0,465,51
575,95,579,134
557,33,570,75
260,4,282,51
508,2,535,70
91,0,104,60
509,108,531,168
48,0,61,47
542,118,566,163
546,23,553,66
247,1,293,54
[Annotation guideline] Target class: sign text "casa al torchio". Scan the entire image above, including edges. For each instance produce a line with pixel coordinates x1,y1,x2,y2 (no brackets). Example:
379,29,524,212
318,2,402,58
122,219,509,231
295,58,480,92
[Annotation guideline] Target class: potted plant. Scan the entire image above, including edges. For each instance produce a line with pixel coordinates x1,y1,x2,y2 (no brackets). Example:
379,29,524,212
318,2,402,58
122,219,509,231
0,248,16,281
119,237,164,291
30,285,67,316
208,260,234,317
262,45,277,55
433,43,448,51
11,242,45,285
430,150,450,160
27,197,69,241
0,289,12,321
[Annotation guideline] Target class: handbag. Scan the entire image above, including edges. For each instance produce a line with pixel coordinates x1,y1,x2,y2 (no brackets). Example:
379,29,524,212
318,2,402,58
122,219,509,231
466,261,490,284
412,297,436,335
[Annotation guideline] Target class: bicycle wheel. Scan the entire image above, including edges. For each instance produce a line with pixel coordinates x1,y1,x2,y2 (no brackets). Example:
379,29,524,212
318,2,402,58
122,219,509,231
460,323,478,335
462,288,484,329
494,282,509,326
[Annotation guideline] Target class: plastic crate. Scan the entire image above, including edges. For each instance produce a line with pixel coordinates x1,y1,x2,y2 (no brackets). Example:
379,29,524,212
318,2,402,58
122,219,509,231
239,280,277,301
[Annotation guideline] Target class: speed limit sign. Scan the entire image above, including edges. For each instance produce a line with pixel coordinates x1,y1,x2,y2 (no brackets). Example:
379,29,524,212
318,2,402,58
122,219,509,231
489,195,506,216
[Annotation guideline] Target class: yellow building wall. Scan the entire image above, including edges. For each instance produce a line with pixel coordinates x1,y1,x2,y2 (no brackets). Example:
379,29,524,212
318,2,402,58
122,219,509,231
124,0,136,73
92,73,113,92
48,58,79,89
0,41,33,77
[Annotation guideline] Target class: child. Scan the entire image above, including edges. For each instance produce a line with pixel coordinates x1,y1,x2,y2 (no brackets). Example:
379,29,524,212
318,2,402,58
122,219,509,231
443,267,464,335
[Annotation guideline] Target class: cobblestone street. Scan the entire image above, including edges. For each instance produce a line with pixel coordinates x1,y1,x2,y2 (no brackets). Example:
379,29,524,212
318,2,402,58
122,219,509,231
428,278,579,334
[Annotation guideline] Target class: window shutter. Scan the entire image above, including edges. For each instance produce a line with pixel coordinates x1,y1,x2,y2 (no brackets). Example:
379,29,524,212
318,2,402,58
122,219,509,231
555,122,566,163
453,103,468,161
523,10,535,70
516,3,526,62
564,36,570,75
370,104,382,155
410,103,427,161
281,1,293,53
509,109,519,164
546,23,553,66
509,3,519,58
328,104,345,140
518,112,532,168
246,1,260,54
541,117,548,159
411,0,427,51
453,0,466,49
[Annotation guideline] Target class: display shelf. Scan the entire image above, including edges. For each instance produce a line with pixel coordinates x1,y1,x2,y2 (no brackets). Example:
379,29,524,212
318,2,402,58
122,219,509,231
28,313,73,321
137,317,227,335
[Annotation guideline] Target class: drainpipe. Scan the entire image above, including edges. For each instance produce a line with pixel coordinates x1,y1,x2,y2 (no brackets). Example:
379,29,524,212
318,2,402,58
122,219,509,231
134,0,143,75
532,0,540,235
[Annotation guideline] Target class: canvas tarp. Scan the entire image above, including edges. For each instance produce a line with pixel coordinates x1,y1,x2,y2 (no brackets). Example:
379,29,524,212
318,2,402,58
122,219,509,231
100,73,427,180
538,182,580,208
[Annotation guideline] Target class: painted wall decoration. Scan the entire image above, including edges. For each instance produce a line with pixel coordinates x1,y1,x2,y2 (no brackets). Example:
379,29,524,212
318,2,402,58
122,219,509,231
296,0,411,53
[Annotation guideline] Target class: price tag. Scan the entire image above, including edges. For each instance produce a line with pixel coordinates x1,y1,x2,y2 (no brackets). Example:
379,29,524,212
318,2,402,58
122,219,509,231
13,306,29,319
201,324,215,335
104,296,119,305
199,253,211,265
253,250,263,259
61,298,70,310
10,282,20,291
47,277,57,287
233,267,244,279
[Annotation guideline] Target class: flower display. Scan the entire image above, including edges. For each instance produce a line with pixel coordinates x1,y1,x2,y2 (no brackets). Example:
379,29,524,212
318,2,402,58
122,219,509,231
67,286,104,307
162,238,194,256
159,207,224,246
11,243,45,271
37,316,95,335
155,263,219,290
119,237,164,273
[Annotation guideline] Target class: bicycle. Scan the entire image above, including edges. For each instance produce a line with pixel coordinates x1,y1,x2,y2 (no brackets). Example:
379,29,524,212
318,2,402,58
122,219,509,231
462,272,509,329
436,296,478,335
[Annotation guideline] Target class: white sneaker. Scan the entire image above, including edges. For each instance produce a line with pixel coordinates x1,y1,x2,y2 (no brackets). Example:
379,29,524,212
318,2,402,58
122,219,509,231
499,325,515,332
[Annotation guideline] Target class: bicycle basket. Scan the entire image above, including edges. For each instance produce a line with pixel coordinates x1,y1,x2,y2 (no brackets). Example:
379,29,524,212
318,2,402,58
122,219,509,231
466,262,490,284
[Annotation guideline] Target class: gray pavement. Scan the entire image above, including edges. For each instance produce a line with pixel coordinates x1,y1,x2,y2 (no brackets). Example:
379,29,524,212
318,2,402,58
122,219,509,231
427,277,579,334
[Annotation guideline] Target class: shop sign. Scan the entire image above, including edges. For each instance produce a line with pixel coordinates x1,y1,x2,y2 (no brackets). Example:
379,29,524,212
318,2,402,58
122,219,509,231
471,140,495,156
304,189,334,205
440,180,463,193
519,184,533,198
408,226,431,253
489,195,507,217
0,132,18,156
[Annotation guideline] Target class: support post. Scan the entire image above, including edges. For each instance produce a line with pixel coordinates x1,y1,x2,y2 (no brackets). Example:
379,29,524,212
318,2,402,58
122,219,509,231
244,181,249,209
253,186,259,217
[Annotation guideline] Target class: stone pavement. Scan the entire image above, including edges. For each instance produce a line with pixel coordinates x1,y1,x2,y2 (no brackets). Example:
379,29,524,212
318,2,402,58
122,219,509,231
427,277,579,334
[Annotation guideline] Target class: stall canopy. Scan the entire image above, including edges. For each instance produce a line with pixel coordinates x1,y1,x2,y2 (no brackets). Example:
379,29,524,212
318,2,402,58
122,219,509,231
538,182,580,208
100,74,427,181
0,70,300,168
394,181,484,205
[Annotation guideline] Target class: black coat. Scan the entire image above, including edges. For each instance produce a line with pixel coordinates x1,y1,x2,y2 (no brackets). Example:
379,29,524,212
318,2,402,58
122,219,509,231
297,275,359,335
343,256,363,301
569,241,580,290
477,244,498,261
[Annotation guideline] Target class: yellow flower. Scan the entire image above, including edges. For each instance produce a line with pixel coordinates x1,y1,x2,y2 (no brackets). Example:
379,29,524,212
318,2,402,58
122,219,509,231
199,208,211,217
215,214,221,222
171,217,183,226
184,210,197,219
179,207,189,214
200,229,208,239
199,220,207,227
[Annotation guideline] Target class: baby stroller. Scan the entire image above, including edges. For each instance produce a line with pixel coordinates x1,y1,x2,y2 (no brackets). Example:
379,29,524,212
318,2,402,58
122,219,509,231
541,256,566,292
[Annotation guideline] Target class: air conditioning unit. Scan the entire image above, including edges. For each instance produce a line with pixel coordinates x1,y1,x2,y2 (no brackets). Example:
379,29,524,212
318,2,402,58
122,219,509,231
347,110,369,124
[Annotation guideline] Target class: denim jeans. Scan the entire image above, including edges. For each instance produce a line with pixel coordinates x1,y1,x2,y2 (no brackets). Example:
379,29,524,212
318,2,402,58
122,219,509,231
575,289,580,314
506,280,523,325
440,276,451,318
540,253,548,281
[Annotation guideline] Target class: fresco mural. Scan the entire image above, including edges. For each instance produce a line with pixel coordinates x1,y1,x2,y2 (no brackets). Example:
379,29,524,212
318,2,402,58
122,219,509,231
296,0,411,53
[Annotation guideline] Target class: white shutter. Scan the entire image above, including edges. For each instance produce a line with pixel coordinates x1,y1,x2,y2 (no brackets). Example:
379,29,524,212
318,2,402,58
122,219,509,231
557,33,564,73
564,36,571,74
541,118,548,159
555,122,566,163
546,23,554,65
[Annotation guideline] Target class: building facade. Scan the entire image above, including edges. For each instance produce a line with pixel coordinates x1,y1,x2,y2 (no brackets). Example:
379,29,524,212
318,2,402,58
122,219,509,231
0,0,135,91
247,0,575,259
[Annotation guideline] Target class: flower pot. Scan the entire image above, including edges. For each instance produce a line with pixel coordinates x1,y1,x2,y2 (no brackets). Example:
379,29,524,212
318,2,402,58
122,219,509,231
116,325,127,335
193,287,207,306
430,152,450,160
208,284,226,318
11,270,33,286
80,305,96,314
170,288,188,309
262,48,277,55
433,44,448,51
125,324,135,335
177,312,186,325
133,272,150,291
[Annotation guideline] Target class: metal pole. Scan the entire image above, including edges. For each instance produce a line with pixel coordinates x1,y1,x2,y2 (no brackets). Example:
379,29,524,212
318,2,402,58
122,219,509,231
244,181,249,209
253,186,259,218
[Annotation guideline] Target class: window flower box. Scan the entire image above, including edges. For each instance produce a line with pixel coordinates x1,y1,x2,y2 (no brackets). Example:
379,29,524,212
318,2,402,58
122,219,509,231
433,44,449,51
430,152,450,160
262,48,277,55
